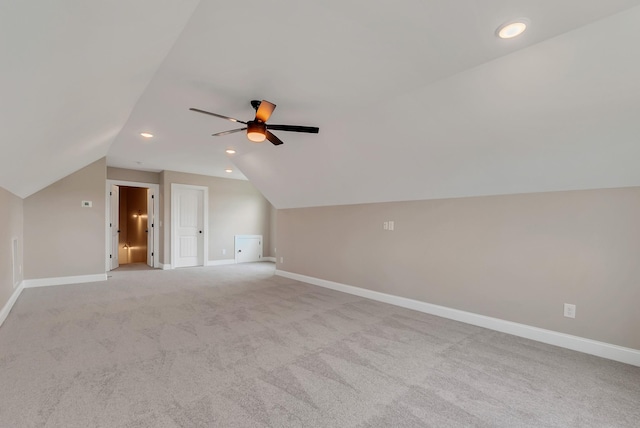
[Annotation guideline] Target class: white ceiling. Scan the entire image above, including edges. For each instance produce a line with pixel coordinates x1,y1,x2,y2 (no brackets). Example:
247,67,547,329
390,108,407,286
3,1,640,208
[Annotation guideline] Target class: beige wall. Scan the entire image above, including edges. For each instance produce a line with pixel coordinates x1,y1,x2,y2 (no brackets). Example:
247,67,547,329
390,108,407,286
24,158,106,279
277,187,640,350
160,171,273,265
107,167,160,184
0,187,23,310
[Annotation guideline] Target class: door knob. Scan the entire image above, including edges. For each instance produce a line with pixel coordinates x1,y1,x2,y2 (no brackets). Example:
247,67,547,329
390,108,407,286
238,249,242,253
199,230,202,234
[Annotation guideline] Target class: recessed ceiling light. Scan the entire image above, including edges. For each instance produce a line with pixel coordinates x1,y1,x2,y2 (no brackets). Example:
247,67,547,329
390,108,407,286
496,19,530,39
140,132,154,138
225,168,233,173
225,149,236,154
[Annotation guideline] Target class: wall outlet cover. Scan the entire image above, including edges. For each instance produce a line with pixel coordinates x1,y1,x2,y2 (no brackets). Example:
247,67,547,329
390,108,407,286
564,303,576,318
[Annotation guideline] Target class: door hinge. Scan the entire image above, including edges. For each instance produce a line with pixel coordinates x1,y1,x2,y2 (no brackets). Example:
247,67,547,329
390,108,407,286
151,252,154,256
152,223,154,227
151,194,154,199
110,222,112,227
110,254,112,259
110,191,112,196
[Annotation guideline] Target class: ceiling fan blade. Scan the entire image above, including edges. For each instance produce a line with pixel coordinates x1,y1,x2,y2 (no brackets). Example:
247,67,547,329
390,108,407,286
267,124,319,133
190,108,247,124
255,100,276,123
265,130,284,146
212,127,247,137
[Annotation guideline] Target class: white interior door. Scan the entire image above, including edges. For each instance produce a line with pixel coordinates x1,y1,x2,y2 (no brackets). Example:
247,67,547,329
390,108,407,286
110,184,119,270
235,235,262,263
174,187,204,268
147,189,154,267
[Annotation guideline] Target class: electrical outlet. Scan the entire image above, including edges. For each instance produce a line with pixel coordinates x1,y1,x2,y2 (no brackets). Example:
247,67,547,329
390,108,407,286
383,221,388,230
564,303,576,318
280,257,284,263
81,200,92,207
389,220,394,231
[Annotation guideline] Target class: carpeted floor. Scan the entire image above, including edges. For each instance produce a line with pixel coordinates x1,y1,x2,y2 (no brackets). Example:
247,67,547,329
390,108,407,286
0,262,638,427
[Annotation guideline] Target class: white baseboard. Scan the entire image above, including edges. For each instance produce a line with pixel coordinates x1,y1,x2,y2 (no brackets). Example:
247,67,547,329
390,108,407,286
207,259,236,266
263,257,276,262
22,273,107,288
0,281,24,328
275,270,640,367
159,263,172,270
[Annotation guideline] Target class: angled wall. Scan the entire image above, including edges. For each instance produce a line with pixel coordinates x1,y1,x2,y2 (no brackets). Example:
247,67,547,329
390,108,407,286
277,186,640,350
23,158,106,280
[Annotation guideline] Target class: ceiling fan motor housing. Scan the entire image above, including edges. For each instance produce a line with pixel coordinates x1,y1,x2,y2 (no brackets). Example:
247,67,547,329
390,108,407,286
247,120,267,142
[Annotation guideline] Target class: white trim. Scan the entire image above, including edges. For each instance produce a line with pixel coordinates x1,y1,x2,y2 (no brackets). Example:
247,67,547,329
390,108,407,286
275,270,640,367
0,281,24,328
159,263,172,270
206,259,236,266
263,257,276,262
22,273,107,288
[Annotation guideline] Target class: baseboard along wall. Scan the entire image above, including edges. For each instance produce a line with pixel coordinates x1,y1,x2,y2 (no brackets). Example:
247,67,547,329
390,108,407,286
0,281,24,329
22,273,107,288
5,267,636,366
275,270,640,367
1,273,107,329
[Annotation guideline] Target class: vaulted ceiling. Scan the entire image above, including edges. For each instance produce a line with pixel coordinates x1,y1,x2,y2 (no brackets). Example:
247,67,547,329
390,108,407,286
2,1,640,208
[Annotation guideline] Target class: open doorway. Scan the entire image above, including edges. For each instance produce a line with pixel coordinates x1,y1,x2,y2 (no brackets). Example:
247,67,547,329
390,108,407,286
106,180,160,271
118,186,148,266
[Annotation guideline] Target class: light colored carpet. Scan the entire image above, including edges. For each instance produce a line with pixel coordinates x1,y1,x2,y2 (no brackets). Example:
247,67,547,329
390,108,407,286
0,262,638,427
114,263,155,272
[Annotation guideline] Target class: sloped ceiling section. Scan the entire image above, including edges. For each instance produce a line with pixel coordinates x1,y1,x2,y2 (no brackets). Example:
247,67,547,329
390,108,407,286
0,0,200,198
238,5,640,208
106,0,640,209
3,1,640,208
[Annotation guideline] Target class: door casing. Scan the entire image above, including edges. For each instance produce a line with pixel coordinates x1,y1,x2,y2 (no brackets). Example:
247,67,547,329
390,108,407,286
105,180,160,271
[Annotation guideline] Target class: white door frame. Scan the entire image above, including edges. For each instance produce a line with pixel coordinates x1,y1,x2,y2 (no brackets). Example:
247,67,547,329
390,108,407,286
109,184,120,270
105,180,161,271
171,183,208,269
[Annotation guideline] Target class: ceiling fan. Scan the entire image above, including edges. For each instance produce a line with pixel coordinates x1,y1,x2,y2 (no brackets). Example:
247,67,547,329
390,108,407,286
190,100,319,146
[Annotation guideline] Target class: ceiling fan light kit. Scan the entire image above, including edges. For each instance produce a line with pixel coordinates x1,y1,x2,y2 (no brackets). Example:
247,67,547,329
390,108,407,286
247,121,267,142
190,99,319,146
